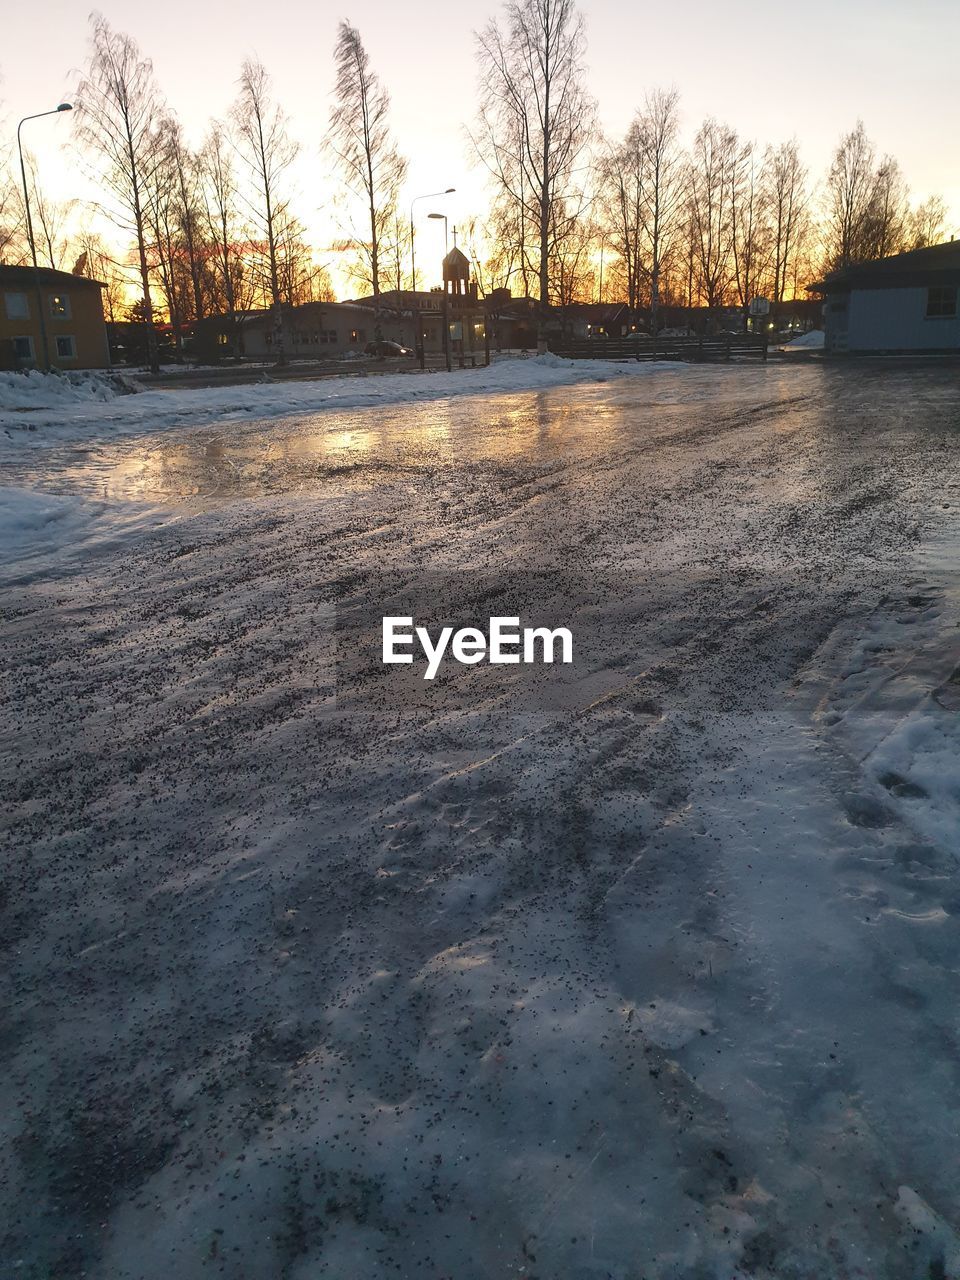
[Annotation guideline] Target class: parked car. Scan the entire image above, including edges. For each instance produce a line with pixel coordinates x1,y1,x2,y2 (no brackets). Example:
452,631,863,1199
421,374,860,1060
364,340,414,358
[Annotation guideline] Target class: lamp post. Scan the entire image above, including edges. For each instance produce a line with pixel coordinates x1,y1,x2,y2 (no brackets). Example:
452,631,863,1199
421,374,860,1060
429,213,452,372
427,211,449,255
17,103,72,372
410,188,454,292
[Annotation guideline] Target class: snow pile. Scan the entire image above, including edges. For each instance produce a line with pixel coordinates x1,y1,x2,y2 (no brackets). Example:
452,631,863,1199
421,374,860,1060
781,329,824,349
0,487,93,557
865,696,960,849
0,368,139,410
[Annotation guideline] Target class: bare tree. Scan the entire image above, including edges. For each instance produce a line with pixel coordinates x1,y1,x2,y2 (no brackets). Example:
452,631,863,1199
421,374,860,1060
73,13,165,372
864,156,909,259
24,154,77,270
231,58,298,363
730,140,769,324
474,0,594,351
0,79,27,263
327,22,407,329
640,88,683,333
143,115,185,347
0,180,24,262
764,139,807,302
199,122,251,330
824,121,876,270
549,189,598,312
909,195,948,249
72,228,126,324
688,118,738,311
599,119,645,310
166,122,206,324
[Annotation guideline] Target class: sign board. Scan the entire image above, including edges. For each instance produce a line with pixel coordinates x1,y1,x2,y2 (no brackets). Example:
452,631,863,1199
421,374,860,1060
749,296,770,317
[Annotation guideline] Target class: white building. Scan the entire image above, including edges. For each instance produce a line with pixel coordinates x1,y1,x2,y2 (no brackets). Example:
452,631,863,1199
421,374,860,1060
813,241,960,354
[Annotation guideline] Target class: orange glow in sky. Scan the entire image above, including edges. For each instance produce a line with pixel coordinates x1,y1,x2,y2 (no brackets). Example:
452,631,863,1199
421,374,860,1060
4,0,958,299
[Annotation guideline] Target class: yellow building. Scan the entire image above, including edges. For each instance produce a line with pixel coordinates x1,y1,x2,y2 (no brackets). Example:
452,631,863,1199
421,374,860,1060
0,264,110,371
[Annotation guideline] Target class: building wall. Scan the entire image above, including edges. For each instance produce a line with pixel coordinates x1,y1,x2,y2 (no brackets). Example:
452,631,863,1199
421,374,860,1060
0,281,110,369
237,303,484,358
238,305,418,358
843,285,960,352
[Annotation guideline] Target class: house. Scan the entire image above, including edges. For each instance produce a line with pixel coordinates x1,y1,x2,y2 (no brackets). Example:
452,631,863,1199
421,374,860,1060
344,289,447,352
197,301,391,359
546,302,637,341
0,264,110,370
810,241,960,354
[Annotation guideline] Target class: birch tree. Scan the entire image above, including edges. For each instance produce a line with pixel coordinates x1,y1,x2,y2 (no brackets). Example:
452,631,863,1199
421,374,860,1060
688,118,738,310
474,0,593,351
730,140,769,323
600,120,645,310
231,59,298,362
863,157,909,259
639,88,683,334
764,139,807,302
909,195,947,249
327,22,407,326
74,13,165,372
23,155,77,269
199,123,250,330
824,121,875,270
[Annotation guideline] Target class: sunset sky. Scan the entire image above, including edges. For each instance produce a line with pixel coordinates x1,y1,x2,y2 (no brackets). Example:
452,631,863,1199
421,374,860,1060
4,0,958,296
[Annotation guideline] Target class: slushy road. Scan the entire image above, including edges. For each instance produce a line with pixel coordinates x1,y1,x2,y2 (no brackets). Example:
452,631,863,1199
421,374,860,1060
3,362,960,1279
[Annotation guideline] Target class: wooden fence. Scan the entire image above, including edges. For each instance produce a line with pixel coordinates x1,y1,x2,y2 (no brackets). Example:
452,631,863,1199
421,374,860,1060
548,334,769,362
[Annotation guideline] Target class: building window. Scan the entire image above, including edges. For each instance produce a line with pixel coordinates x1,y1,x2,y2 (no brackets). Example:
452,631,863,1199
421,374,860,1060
926,286,957,318
55,335,77,359
5,291,29,320
12,335,35,361
50,293,71,319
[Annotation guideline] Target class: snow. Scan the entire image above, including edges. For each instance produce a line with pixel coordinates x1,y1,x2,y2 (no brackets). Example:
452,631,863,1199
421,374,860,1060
781,328,825,349
0,354,685,444
0,485,90,551
0,367,140,410
3,362,960,1278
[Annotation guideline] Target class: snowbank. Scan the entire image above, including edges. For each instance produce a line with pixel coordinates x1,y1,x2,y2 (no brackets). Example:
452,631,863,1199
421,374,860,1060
781,329,824,350
0,354,686,445
0,487,99,564
864,696,960,849
0,368,139,410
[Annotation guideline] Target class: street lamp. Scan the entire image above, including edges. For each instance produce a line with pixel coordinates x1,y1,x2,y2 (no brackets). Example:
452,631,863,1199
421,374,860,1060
17,103,72,372
409,188,454,292
428,212,449,254
429,214,453,373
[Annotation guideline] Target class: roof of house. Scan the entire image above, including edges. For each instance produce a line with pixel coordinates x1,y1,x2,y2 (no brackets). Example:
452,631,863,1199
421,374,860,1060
0,263,105,290
810,240,960,293
544,302,629,324
200,301,379,328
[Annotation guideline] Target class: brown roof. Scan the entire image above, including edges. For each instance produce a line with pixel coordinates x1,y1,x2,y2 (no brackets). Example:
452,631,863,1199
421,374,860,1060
0,263,105,290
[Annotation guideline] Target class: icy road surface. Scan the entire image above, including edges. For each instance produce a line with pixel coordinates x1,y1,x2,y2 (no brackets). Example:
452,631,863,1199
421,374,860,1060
2,363,960,1279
